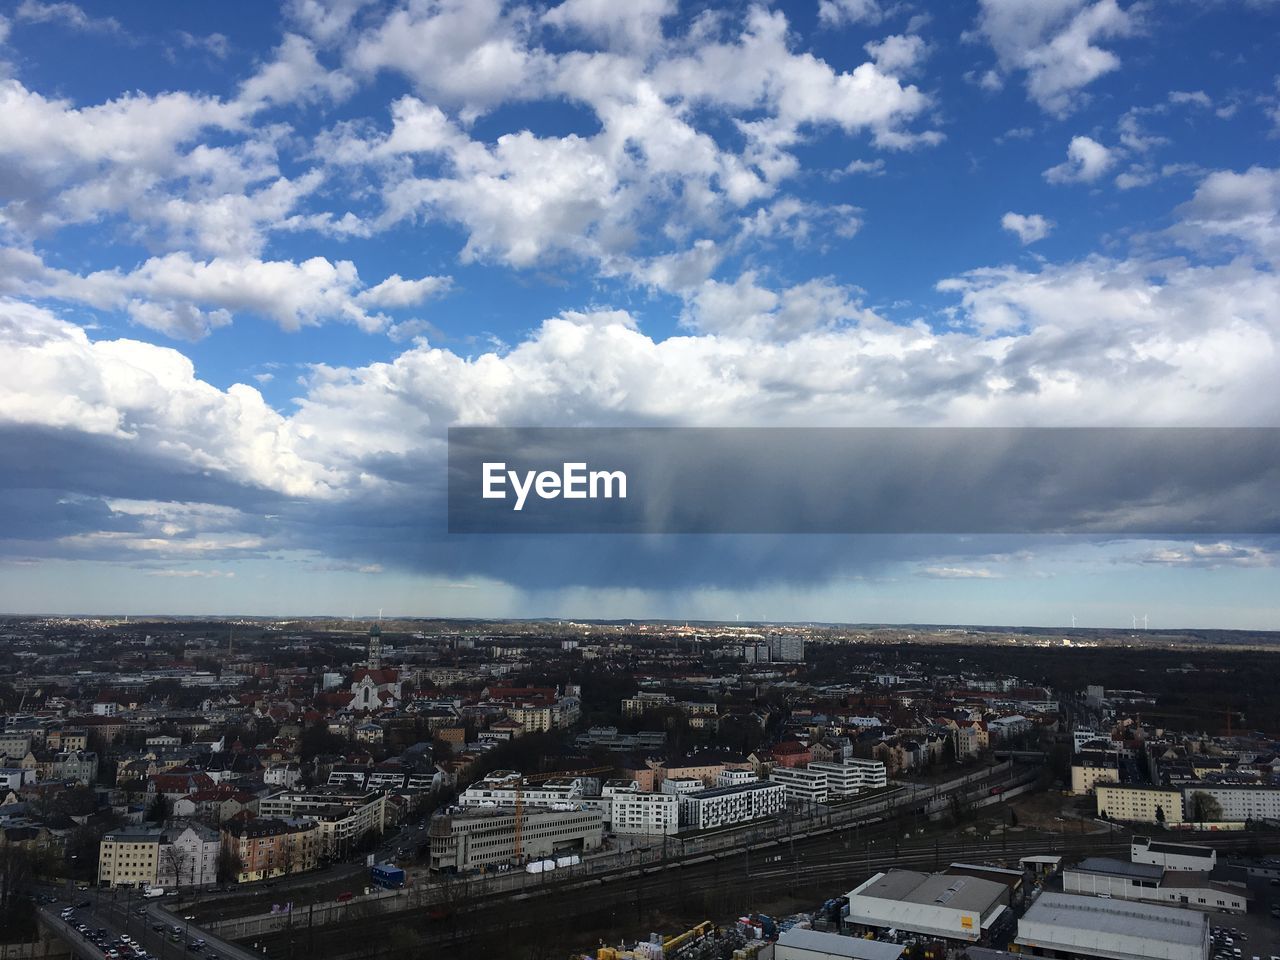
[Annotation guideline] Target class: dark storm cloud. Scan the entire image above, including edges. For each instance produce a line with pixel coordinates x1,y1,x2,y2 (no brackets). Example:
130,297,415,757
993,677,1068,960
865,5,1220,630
6,421,1280,593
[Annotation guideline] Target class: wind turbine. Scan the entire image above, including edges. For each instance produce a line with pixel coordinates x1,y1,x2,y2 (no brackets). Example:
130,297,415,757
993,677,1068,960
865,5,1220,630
1070,614,1077,629
1131,614,1137,630
1142,614,1149,630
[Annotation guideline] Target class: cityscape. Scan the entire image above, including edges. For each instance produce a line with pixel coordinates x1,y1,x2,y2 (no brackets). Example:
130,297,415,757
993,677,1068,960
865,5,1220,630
2,617,1280,960
2,0,1280,959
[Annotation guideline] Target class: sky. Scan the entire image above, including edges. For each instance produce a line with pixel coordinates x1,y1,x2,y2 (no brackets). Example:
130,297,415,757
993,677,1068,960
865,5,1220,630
1,0,1279,627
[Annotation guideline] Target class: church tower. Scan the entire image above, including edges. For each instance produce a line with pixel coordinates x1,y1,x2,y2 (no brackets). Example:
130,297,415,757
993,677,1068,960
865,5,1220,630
367,622,382,671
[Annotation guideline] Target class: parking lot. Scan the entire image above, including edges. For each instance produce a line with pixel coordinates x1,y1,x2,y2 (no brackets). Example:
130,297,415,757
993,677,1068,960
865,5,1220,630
1210,876,1280,960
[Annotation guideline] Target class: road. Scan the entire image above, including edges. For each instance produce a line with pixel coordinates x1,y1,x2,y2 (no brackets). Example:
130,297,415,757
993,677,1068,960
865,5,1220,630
37,889,267,960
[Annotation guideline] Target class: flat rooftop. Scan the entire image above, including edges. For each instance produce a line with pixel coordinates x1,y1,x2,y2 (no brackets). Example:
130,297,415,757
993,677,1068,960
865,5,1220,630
1019,892,1206,946
776,929,904,960
1070,857,1163,881
855,870,1006,913
688,780,778,800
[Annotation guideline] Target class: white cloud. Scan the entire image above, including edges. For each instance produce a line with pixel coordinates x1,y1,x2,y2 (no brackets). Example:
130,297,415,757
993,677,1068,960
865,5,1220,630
1001,212,1054,244
13,1,122,34
1175,166,1280,263
543,0,676,52
1139,542,1275,568
864,34,931,76
356,274,452,310
10,250,451,339
974,0,1137,116
919,566,1000,579
1043,135,1114,183
817,0,885,28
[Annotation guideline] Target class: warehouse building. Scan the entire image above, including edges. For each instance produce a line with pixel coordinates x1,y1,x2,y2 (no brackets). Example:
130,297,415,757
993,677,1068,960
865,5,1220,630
1131,837,1216,872
1015,892,1208,960
845,870,1010,943
1062,857,1247,915
427,806,603,872
775,928,905,960
1063,858,1163,899
678,780,785,830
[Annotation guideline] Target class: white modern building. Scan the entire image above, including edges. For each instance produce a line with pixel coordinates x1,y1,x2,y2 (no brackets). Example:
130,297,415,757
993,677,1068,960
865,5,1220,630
679,781,785,830
770,765,828,804
716,768,756,788
459,772,585,809
1015,892,1209,960
606,787,679,837
809,759,887,796
660,777,704,796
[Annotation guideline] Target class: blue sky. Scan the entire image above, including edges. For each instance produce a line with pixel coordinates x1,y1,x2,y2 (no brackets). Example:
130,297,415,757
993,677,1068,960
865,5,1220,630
1,0,1279,626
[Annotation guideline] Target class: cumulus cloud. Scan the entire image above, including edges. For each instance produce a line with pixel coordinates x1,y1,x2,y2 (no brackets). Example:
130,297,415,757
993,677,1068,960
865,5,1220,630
1001,212,1054,244
6,250,452,339
974,0,1137,116
818,0,886,27
543,0,676,52
864,35,931,76
1044,135,1114,183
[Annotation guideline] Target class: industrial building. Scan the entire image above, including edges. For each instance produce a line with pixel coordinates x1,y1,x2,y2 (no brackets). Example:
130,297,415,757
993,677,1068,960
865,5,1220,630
427,806,603,872
775,928,905,960
1131,837,1216,872
1062,857,1163,899
1063,856,1248,915
844,870,1010,943
1015,892,1209,960
678,780,785,830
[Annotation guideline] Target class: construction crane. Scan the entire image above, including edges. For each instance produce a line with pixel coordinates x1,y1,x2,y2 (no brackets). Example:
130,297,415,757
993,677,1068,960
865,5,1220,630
512,765,615,861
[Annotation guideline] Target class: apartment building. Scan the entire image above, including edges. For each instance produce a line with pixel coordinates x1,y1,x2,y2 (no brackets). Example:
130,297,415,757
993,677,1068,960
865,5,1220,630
257,787,387,856
1071,758,1120,796
1096,784,1185,824
459,772,585,809
809,758,888,796
1183,784,1280,823
679,781,786,830
605,786,679,836
770,765,828,804
221,818,320,882
98,826,163,887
